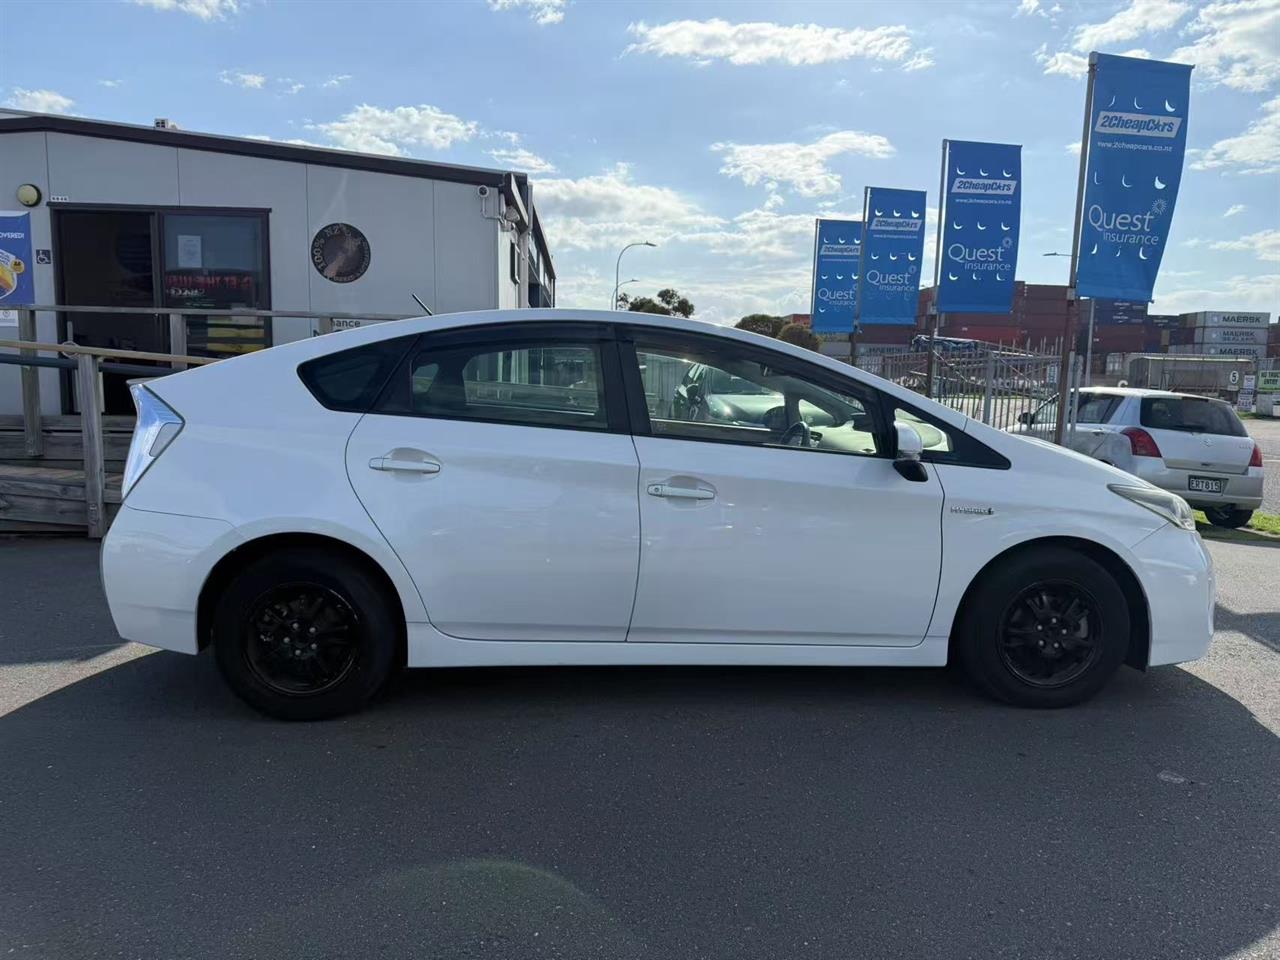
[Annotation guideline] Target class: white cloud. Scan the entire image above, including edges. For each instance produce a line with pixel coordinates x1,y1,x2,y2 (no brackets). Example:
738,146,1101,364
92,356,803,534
1066,141,1082,155
626,19,931,70
219,70,266,89
280,79,305,95
534,163,724,251
1172,0,1280,93
1016,0,1044,16
97,79,121,88
488,0,565,26
133,0,240,20
1210,229,1280,262
1152,272,1279,316
4,88,75,113
312,104,478,155
1072,0,1191,52
488,146,556,173
1191,96,1280,174
1223,204,1247,217
712,130,895,197
1035,44,1088,78
322,74,352,88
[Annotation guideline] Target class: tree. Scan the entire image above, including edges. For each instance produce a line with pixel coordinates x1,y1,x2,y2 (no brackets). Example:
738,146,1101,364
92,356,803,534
734,314,785,337
624,287,695,318
777,322,821,352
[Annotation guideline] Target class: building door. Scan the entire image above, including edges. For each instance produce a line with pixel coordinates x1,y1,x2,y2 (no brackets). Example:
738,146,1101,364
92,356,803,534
56,210,167,415
55,208,271,415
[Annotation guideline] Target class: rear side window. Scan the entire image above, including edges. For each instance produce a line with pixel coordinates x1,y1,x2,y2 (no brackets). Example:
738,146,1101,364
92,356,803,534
1140,396,1246,436
384,339,610,431
1075,394,1121,424
298,335,417,412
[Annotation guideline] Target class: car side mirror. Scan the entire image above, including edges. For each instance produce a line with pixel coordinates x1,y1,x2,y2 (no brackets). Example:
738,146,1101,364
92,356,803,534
686,382,704,405
893,421,929,483
1017,411,1033,426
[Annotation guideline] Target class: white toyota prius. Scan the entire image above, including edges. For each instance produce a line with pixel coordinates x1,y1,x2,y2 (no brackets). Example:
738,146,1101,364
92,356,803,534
102,309,1214,719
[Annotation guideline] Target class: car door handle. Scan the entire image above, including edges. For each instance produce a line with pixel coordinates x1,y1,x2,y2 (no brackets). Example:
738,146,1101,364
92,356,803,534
647,482,714,500
369,457,441,474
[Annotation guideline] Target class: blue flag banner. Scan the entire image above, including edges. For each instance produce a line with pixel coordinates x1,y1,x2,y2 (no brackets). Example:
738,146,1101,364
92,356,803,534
810,218,861,333
858,187,926,325
936,141,1021,314
1076,53,1192,302
0,211,35,307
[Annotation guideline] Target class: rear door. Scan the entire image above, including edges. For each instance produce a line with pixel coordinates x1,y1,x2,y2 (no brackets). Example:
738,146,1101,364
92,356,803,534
343,323,641,642
1139,394,1255,474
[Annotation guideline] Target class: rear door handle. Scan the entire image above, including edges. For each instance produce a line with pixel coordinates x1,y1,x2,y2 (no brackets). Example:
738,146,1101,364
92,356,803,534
369,457,441,474
647,482,714,500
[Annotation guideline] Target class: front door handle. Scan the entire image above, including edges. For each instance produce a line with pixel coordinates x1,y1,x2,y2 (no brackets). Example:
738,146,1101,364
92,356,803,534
369,457,441,474
647,482,715,501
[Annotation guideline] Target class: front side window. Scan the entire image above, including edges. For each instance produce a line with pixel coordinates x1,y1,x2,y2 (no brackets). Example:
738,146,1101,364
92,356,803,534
1075,393,1121,424
632,337,882,457
395,339,608,431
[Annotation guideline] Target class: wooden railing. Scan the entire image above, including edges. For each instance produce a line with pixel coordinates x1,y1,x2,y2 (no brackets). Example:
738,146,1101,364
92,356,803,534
2,303,411,537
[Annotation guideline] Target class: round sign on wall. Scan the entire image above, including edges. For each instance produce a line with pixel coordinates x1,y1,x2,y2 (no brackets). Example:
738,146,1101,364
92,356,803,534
311,223,370,284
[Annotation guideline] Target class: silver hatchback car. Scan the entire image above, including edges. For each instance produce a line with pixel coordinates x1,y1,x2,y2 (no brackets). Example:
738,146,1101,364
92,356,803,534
1017,387,1264,528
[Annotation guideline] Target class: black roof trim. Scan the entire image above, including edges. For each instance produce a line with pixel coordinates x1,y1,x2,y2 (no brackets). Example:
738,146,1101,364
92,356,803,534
0,113,517,190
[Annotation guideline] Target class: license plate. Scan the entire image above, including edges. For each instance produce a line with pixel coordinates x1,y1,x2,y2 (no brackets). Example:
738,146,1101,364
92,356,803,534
1188,476,1225,494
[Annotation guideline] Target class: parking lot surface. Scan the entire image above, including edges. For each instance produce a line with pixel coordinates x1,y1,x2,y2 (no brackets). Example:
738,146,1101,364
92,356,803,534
1246,415,1280,515
1,536,1277,960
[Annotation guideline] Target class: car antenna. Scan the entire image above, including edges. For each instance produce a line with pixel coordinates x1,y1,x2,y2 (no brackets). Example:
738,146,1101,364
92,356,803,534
411,294,432,315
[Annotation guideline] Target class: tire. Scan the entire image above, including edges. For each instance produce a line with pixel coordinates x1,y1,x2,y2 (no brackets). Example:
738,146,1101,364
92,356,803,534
955,546,1129,708
1204,506,1252,529
212,548,398,720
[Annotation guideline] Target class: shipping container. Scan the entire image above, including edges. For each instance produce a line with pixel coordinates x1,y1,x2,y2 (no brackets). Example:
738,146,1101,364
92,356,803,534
1182,311,1271,328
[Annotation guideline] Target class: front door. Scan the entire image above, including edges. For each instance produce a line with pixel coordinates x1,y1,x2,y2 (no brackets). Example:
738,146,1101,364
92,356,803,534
345,324,641,642
623,330,945,646
56,210,167,414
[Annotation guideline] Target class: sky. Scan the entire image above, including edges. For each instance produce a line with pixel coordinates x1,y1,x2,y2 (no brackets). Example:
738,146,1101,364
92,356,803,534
2,0,1277,324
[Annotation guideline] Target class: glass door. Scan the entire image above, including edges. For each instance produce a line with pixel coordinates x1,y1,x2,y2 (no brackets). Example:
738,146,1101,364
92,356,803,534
56,210,167,415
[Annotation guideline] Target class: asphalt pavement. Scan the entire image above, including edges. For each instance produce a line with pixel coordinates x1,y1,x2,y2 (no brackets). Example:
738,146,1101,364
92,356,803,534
1245,415,1280,515
1,537,1277,960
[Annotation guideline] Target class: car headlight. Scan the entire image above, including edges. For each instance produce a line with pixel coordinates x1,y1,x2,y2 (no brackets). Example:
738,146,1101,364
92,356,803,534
1108,483,1196,532
121,383,183,499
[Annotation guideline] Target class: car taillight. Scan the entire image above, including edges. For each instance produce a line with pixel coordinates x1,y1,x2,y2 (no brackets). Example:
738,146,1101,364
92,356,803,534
1122,427,1162,458
1250,443,1263,468
121,383,184,499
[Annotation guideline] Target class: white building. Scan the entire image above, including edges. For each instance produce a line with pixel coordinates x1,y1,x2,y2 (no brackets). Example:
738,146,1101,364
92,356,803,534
0,111,554,414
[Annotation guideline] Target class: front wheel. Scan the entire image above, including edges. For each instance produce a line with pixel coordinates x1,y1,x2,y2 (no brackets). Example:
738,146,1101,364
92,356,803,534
213,549,398,720
1204,506,1252,529
955,547,1129,708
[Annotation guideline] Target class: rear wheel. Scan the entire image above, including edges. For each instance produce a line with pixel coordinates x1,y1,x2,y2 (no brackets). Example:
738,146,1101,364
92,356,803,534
1204,506,1252,529
213,549,397,720
955,547,1129,708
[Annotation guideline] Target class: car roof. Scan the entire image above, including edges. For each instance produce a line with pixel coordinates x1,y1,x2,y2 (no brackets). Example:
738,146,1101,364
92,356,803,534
1076,386,1180,398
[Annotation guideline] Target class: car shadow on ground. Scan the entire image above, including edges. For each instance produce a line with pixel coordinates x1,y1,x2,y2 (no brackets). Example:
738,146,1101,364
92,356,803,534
1,646,1277,960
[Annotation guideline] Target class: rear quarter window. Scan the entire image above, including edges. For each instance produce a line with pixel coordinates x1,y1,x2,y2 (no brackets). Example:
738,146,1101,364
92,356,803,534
1140,396,1246,436
298,335,417,412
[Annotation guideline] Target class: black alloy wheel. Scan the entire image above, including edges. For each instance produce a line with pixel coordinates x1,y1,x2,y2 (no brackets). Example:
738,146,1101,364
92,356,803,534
997,581,1102,689
244,584,362,696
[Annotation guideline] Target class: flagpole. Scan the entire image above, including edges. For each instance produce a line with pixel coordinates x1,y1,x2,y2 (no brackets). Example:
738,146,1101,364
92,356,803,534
852,188,868,368
927,139,949,398
1056,52,1098,444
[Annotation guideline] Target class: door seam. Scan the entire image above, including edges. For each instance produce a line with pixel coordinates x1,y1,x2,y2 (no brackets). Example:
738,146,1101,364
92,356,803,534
623,432,644,641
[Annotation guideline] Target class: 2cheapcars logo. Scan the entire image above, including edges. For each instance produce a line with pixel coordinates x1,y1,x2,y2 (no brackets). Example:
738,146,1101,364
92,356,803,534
1088,203,1162,248
1095,111,1181,138
871,217,922,233
951,178,1017,195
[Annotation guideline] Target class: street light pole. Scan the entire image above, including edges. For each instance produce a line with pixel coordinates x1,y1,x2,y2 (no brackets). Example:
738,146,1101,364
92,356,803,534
610,278,639,309
613,241,656,309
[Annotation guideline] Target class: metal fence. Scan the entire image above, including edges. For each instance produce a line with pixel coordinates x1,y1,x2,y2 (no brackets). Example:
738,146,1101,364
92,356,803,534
875,345,1082,438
